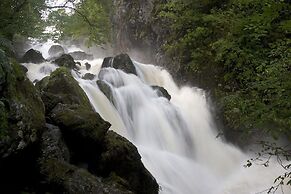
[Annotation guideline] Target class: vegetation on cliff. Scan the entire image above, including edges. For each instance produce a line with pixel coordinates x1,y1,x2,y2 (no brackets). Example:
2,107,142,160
157,0,291,141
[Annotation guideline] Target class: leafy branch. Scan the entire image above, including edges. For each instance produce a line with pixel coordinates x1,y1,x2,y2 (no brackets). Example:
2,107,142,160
244,141,291,194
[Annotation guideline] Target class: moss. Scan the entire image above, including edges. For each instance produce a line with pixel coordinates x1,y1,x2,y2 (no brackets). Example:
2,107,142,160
0,101,8,138
44,67,92,109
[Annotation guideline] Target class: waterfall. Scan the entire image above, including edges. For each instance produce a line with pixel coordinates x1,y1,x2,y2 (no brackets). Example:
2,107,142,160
23,47,290,194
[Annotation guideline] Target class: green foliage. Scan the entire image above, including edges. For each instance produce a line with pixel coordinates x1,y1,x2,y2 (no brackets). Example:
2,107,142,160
48,0,112,45
158,0,291,139
0,0,46,40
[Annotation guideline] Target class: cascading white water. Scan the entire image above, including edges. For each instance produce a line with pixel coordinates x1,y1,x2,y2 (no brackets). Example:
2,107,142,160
23,46,290,194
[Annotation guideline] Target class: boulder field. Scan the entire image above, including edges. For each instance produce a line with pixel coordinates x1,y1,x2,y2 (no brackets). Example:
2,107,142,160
0,49,159,194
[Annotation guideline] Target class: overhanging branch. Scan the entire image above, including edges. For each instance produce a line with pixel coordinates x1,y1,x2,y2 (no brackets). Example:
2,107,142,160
45,5,95,27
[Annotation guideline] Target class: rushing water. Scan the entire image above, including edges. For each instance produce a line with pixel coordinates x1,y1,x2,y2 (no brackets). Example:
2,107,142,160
23,44,290,194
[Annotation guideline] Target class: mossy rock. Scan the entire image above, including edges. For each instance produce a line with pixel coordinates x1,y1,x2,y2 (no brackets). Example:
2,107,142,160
97,131,159,194
0,51,45,158
21,49,45,63
53,54,76,69
40,159,132,194
37,67,92,113
50,104,110,161
101,54,137,75
0,49,12,93
40,124,132,194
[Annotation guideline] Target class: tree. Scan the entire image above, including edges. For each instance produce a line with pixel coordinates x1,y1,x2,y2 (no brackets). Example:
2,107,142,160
47,0,112,45
0,0,46,40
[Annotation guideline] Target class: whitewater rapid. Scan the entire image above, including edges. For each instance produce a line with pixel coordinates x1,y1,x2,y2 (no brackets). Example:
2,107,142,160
22,44,290,194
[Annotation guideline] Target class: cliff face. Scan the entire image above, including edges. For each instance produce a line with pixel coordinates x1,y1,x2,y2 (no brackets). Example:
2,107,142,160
112,0,172,68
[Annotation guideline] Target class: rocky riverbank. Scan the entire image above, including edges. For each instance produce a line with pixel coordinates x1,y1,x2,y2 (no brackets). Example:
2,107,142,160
0,47,159,194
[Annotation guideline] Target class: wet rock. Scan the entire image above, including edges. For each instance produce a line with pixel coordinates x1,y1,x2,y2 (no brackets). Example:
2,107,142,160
53,54,76,69
83,73,95,80
97,131,159,194
21,49,45,63
101,54,137,75
97,80,115,105
69,51,94,60
85,62,91,70
151,85,171,100
48,45,65,58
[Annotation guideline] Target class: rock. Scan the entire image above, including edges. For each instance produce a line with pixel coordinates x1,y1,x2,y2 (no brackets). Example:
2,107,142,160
37,67,110,168
21,49,45,63
82,73,95,80
50,103,110,165
0,53,45,159
40,124,131,194
53,54,76,69
69,51,94,60
151,85,171,100
0,49,12,93
19,65,28,73
37,67,92,113
40,159,132,194
41,124,70,162
97,131,159,194
48,45,65,58
0,51,45,192
101,54,137,75
85,62,91,70
97,80,115,105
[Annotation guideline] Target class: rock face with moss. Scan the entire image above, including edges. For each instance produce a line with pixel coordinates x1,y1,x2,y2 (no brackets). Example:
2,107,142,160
0,49,45,158
40,124,133,194
98,131,159,194
0,49,46,192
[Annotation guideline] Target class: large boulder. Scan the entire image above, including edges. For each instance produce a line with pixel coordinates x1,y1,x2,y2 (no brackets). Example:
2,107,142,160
36,67,91,113
21,49,45,63
39,124,132,194
151,85,171,100
0,50,45,192
0,50,45,159
53,54,76,69
37,67,110,167
101,54,137,75
50,104,110,166
97,131,159,194
48,45,65,58
69,51,94,61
